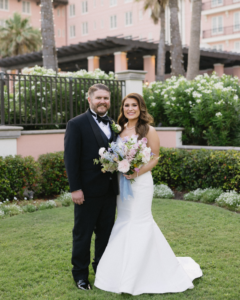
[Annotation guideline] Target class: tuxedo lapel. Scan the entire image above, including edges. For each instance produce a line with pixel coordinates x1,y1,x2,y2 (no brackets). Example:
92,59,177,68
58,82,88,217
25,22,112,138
86,109,106,148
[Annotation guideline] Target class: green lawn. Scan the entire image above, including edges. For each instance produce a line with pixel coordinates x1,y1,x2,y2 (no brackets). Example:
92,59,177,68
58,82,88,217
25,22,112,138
0,199,240,300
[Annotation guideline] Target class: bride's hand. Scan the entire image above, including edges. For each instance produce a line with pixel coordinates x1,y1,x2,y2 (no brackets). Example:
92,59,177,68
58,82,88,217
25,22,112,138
124,172,138,180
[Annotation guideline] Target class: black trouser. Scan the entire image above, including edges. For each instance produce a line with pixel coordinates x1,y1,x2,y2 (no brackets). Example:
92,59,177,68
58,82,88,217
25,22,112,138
72,185,116,282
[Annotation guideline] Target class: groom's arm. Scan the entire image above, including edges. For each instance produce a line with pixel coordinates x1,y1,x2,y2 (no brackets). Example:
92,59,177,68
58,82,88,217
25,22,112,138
64,120,82,192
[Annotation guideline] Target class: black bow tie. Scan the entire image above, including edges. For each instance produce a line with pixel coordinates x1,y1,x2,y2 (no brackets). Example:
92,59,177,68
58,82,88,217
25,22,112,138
90,110,110,125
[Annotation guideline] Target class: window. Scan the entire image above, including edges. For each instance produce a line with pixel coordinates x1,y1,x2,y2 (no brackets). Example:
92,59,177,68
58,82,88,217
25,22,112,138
57,8,60,16
62,7,65,16
125,35,132,39
148,8,152,17
212,16,223,35
234,41,240,52
101,19,104,28
62,29,65,37
82,22,88,35
70,25,76,38
125,11,132,26
125,0,132,2
212,44,223,51
58,29,61,37
110,15,117,29
110,0,117,6
234,12,240,31
82,1,88,13
0,0,8,10
70,4,75,17
93,0,96,7
94,21,96,30
0,19,5,27
148,32,153,41
22,1,30,14
101,0,104,5
211,0,223,7
139,10,142,20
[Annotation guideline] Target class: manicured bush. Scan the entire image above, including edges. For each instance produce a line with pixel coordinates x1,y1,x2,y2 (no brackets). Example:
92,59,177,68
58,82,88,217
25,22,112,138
56,191,72,207
153,184,174,199
184,188,223,203
216,191,240,211
144,73,240,146
152,147,240,192
1,204,23,216
38,152,69,196
38,200,57,210
0,155,41,201
22,204,37,213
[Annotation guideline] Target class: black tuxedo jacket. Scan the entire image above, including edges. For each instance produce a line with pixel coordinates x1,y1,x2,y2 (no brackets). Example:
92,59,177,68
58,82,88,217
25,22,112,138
64,109,119,198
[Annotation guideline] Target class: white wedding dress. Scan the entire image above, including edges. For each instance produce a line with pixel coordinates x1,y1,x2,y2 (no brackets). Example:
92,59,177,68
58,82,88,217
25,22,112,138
94,142,202,295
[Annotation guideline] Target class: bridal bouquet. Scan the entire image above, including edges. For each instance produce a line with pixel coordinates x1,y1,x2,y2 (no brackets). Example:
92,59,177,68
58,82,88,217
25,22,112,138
94,135,154,201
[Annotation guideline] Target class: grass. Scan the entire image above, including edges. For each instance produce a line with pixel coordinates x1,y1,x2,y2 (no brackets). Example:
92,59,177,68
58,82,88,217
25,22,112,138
0,199,240,300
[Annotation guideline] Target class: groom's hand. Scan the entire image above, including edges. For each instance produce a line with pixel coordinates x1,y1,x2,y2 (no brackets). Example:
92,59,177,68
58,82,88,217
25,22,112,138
71,190,85,205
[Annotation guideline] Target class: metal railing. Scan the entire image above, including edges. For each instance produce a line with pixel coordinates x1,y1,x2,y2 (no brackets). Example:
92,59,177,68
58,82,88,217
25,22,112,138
202,0,240,10
202,25,240,39
0,73,125,129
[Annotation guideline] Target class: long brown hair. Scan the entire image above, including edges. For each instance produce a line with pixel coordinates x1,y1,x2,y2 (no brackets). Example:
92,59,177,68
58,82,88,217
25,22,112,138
118,93,154,140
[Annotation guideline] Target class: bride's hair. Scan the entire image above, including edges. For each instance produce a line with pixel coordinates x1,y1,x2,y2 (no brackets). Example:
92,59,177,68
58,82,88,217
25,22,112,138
117,93,154,140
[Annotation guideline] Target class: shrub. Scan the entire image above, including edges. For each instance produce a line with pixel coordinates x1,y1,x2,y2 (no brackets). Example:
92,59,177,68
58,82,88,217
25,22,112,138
0,209,4,218
184,188,223,203
38,152,69,196
0,156,41,201
200,188,223,203
1,204,23,216
56,191,72,207
39,200,56,210
216,191,240,210
152,147,240,192
22,204,37,213
153,184,174,199
144,73,240,146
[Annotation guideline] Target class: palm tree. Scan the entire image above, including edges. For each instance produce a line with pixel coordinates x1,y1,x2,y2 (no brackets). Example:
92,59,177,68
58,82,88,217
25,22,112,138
186,0,202,80
41,0,58,72
138,0,168,82
0,12,41,57
168,0,185,76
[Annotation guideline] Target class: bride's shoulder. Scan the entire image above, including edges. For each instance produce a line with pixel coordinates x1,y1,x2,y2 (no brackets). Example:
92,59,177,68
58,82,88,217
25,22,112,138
147,125,157,135
146,126,160,142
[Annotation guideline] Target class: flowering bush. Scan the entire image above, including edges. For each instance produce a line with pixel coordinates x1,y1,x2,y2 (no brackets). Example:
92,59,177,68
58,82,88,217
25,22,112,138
22,204,37,213
1,204,23,216
56,191,72,207
153,184,174,199
4,66,121,129
216,191,240,210
39,200,57,210
144,73,240,146
184,188,223,203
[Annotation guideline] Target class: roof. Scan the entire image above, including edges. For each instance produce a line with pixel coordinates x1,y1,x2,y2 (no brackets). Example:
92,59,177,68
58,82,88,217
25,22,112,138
0,36,240,72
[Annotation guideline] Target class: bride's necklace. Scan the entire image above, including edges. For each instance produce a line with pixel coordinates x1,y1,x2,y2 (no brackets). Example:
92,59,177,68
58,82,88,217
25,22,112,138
126,125,136,130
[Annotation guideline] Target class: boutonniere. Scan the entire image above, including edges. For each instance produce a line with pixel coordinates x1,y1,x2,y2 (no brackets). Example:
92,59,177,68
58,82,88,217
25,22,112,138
111,121,121,133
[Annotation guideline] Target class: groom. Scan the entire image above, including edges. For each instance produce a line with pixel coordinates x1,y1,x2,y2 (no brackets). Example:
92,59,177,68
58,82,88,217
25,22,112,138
64,83,119,291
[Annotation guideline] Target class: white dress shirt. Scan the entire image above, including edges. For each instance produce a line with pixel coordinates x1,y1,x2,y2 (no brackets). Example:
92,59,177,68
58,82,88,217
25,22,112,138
90,109,111,139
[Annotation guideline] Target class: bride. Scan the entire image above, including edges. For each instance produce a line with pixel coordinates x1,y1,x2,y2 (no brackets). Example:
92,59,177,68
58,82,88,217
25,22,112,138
94,93,202,295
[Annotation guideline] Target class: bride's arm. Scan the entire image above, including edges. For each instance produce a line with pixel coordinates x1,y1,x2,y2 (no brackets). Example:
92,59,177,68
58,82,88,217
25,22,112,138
124,126,160,179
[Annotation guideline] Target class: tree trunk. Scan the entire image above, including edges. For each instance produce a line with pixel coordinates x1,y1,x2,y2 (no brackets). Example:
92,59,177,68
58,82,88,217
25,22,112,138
169,0,185,76
156,4,165,82
41,0,58,72
186,0,202,80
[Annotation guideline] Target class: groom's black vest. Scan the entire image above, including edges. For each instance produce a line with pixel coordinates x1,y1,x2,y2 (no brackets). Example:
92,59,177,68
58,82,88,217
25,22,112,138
64,109,119,198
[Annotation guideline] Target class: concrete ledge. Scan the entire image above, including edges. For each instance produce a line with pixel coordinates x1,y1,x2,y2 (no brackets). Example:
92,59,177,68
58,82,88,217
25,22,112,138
155,127,184,131
0,125,23,139
21,129,66,135
178,145,240,151
116,70,147,81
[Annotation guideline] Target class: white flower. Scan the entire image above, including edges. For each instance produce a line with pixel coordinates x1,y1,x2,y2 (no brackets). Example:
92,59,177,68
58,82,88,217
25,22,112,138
14,197,17,200
196,99,201,103
189,101,192,104
166,101,170,105
42,107,46,110
192,128,194,133
118,159,130,173
171,97,176,100
164,94,168,98
192,91,202,98
151,102,156,107
153,184,174,199
99,147,106,157
234,95,238,101
24,197,27,200
149,96,154,100
216,112,222,117
115,124,121,131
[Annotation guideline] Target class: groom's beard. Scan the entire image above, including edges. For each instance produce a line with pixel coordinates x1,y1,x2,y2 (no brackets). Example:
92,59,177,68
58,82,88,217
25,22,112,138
90,104,110,116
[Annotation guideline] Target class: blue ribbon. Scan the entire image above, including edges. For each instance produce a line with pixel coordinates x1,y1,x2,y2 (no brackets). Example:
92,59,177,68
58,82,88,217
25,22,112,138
120,173,134,201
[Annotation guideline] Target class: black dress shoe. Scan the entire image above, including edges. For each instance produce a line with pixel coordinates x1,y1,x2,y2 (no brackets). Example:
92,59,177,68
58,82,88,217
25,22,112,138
76,279,92,290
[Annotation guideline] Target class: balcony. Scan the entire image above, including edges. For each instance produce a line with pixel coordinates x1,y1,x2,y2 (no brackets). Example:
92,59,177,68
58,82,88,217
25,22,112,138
32,0,69,6
202,25,240,39
202,0,240,11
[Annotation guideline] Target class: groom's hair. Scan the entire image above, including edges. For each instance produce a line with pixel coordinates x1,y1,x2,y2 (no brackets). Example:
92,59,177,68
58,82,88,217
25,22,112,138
88,84,110,98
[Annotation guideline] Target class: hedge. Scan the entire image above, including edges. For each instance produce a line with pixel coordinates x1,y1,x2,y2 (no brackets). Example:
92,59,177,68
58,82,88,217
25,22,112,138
152,147,240,192
1,148,240,201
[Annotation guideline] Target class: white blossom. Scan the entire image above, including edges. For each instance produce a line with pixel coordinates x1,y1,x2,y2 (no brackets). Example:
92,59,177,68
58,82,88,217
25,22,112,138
216,112,222,117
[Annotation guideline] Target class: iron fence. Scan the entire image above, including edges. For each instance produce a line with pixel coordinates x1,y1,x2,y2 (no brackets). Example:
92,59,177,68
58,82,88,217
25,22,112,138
0,72,125,129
